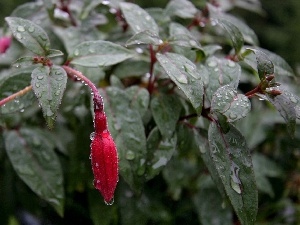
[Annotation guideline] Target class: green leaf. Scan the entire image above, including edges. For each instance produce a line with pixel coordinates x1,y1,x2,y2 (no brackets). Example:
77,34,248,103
193,188,232,225
69,41,134,67
145,127,177,180
150,94,182,138
4,128,64,216
5,17,50,55
125,86,150,118
120,2,159,35
243,46,294,77
156,53,204,114
31,66,67,129
208,4,258,45
169,22,202,50
202,45,222,57
12,56,35,69
88,189,117,225
244,48,274,80
53,26,106,54
266,89,299,136
205,57,241,102
11,2,44,19
126,30,163,46
214,19,244,54
211,85,251,122
165,0,197,19
208,123,258,225
101,87,147,193
47,49,64,58
113,60,150,79
252,153,282,197
0,69,35,114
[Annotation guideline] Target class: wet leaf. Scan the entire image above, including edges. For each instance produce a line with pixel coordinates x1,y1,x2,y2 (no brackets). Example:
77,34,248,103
4,128,64,216
0,68,35,114
165,0,197,19
12,56,36,69
145,127,177,180
126,30,163,46
69,41,134,67
204,57,241,102
208,123,258,225
169,22,202,50
211,85,251,122
266,89,299,136
101,87,147,193
150,94,182,138
208,4,258,45
5,17,50,55
113,60,150,79
243,46,294,77
125,86,150,118
252,153,282,197
193,188,233,225
120,2,159,35
214,19,244,54
47,49,64,58
31,66,67,129
244,48,274,80
88,189,117,225
156,53,204,114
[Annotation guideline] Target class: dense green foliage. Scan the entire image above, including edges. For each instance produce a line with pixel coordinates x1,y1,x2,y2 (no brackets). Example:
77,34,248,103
0,1,300,225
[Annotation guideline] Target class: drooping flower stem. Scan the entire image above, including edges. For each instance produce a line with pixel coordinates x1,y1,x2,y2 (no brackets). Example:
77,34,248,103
62,65,103,111
63,65,118,204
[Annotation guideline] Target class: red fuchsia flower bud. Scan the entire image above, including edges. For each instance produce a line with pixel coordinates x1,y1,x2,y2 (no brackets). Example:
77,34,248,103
0,36,11,54
90,101,119,204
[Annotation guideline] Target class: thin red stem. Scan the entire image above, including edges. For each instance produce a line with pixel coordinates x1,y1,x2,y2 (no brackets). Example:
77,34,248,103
148,45,157,94
62,65,103,111
0,85,32,107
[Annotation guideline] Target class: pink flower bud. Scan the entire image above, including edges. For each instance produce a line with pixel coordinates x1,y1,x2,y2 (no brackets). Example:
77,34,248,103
0,36,11,54
90,99,118,204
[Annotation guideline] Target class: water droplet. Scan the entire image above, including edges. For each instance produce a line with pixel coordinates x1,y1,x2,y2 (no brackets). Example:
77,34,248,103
95,162,99,168
89,48,95,53
135,47,143,54
17,26,25,32
176,74,188,84
35,83,40,88
37,75,44,80
28,26,35,33
189,40,197,46
90,132,95,140
227,60,236,67
210,19,217,26
46,108,54,116
102,0,110,5
290,96,298,103
55,90,61,96
135,25,141,31
208,60,217,67
125,150,135,160
104,198,114,205
42,151,51,161
74,49,79,56
20,109,24,113
229,112,237,120
230,162,242,194
89,153,92,159
16,33,22,40
56,76,63,81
